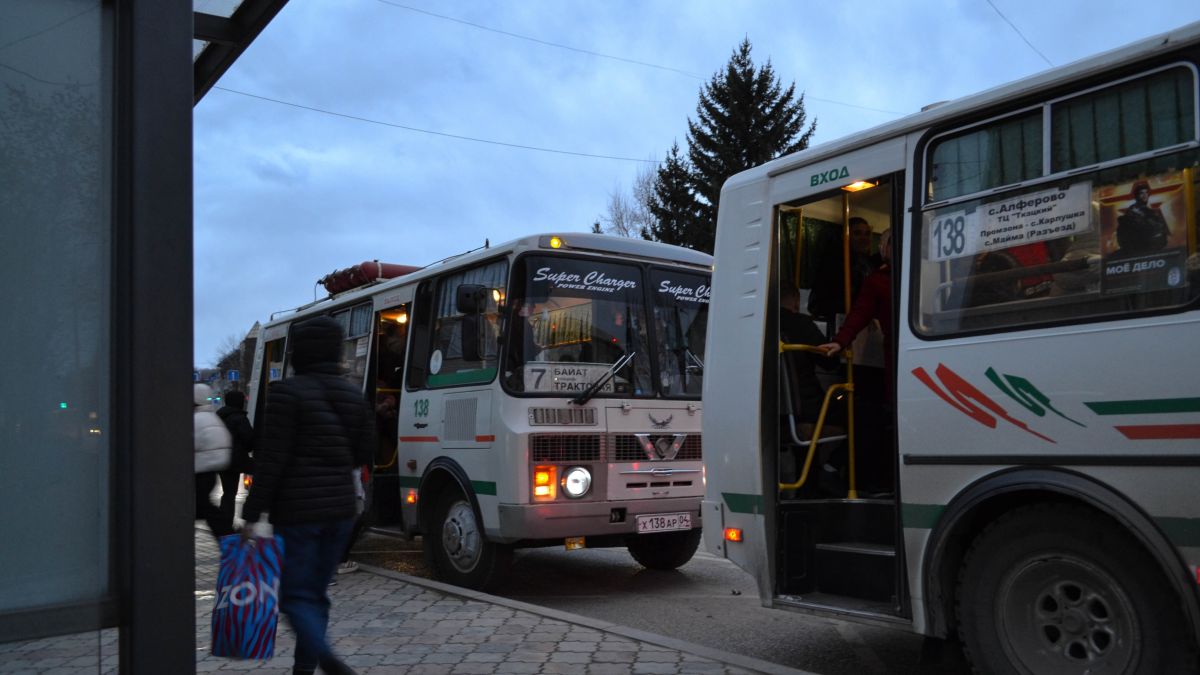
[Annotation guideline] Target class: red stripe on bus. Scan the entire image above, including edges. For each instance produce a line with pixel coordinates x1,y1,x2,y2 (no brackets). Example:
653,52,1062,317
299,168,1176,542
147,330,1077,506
475,435,495,443
399,436,439,443
1115,424,1200,440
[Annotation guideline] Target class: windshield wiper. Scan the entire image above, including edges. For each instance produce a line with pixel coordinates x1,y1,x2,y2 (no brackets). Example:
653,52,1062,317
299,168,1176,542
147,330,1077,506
571,352,636,406
684,348,704,374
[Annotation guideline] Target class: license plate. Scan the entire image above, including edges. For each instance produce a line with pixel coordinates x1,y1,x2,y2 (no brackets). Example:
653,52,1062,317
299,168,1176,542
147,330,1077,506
636,512,691,534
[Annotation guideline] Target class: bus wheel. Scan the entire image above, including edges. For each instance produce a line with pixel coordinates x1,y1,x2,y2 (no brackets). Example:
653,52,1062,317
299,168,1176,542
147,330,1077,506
956,504,1196,675
427,491,510,590
627,528,701,571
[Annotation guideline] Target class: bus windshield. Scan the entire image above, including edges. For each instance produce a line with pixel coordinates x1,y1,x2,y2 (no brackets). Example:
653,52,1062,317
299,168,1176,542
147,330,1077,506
504,255,654,397
650,268,709,397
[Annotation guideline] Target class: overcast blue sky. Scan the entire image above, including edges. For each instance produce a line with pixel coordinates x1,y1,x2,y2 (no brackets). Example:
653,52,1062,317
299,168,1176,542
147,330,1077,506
193,1,1200,366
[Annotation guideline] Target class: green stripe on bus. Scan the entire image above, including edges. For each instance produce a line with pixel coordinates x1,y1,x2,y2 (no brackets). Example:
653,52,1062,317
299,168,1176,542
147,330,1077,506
426,368,497,387
471,481,497,496
397,476,420,488
722,492,763,514
901,503,944,530
1155,516,1200,548
1084,398,1200,415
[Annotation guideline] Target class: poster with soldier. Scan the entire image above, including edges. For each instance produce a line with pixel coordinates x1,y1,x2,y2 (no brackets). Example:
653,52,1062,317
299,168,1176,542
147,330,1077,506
1096,172,1189,294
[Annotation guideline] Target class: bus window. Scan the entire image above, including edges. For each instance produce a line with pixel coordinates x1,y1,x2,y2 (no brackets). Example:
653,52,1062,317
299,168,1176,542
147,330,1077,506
917,65,1199,336
649,268,709,397
329,301,372,388
425,259,507,388
503,255,653,397
1051,66,1196,172
377,307,409,390
265,338,286,383
917,150,1199,336
251,337,288,423
927,109,1042,203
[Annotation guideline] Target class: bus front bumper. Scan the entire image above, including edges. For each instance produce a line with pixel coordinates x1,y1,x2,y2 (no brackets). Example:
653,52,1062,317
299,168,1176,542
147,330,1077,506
495,496,702,543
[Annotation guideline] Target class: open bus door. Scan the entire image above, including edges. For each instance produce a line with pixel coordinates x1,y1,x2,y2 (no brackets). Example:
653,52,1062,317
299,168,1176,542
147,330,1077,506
773,172,907,618
367,301,412,534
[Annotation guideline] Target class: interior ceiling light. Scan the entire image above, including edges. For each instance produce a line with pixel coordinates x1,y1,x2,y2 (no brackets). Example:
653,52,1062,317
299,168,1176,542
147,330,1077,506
842,180,878,192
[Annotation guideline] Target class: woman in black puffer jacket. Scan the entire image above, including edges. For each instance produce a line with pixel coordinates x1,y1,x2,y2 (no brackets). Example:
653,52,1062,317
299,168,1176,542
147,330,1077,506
241,315,373,675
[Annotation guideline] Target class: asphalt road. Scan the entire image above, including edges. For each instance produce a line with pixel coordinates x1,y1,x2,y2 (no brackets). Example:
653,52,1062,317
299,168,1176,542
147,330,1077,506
351,533,970,675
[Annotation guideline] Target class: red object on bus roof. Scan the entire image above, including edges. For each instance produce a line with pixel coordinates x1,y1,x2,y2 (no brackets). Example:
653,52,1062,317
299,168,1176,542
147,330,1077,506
319,261,420,295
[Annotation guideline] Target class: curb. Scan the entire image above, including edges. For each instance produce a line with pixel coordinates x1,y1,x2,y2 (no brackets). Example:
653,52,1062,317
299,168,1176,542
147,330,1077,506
356,562,819,675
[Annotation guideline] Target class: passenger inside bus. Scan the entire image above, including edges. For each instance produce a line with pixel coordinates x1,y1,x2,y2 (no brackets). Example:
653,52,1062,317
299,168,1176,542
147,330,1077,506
375,314,407,467
818,228,895,495
962,239,1072,307
807,216,880,326
780,285,842,426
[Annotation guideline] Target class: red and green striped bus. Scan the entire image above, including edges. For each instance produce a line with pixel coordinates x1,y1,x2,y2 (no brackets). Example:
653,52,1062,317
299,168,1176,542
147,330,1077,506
702,21,1200,674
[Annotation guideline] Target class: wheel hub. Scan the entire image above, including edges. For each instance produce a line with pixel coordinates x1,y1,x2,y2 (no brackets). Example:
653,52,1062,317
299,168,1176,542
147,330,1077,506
442,519,463,554
440,501,481,573
999,557,1137,674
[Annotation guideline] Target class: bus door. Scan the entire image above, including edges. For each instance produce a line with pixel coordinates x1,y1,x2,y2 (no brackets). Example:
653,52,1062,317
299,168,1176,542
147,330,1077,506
369,290,414,532
247,322,290,435
774,171,905,616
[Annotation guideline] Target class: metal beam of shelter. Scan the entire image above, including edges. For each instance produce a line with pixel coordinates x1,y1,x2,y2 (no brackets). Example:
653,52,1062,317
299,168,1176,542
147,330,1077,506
193,0,290,105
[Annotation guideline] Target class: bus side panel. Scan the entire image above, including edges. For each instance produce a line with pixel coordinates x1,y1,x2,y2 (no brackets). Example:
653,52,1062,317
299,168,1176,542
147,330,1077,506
896,315,1200,637
704,178,773,594
439,388,499,532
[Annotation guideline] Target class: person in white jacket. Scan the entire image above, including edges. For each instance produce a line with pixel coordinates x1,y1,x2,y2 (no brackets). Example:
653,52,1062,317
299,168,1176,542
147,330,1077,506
195,383,233,539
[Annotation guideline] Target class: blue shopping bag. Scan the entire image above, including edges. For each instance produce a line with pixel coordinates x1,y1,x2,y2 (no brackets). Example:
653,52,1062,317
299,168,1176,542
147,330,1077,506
211,534,284,659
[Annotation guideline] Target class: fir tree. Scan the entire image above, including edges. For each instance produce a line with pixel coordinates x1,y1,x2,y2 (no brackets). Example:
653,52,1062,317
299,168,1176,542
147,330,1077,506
644,142,702,248
683,38,816,252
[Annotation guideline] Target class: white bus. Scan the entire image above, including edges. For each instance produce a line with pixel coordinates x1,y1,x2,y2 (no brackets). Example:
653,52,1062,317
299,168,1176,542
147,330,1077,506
702,22,1200,674
247,233,711,589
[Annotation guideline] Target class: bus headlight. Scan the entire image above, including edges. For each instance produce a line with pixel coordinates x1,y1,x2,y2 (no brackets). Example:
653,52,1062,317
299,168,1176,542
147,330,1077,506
561,466,592,499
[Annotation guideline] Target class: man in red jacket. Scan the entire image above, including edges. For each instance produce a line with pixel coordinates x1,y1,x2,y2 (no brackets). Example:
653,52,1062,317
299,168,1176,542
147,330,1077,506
818,228,894,496
819,228,892,374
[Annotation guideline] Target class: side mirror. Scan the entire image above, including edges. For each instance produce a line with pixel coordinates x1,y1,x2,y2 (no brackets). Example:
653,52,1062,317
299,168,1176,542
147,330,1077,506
456,284,488,314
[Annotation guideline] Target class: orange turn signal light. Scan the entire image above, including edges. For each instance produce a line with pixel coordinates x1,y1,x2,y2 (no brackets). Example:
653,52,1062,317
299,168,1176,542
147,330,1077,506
533,465,557,501
405,489,418,504
724,527,743,543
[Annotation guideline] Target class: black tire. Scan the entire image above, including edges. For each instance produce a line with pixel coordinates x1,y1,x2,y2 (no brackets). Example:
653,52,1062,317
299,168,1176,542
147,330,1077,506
956,503,1197,675
424,490,511,590
627,527,702,571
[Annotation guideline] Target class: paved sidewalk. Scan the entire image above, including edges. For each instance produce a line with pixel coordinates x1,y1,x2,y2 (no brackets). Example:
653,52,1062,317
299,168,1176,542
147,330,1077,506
0,529,815,674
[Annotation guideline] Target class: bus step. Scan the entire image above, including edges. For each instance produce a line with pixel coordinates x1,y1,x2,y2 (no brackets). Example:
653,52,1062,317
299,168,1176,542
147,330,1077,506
814,541,895,602
817,499,894,546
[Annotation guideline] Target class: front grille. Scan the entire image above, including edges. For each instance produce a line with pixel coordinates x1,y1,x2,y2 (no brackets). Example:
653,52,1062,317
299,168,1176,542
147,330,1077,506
612,435,644,461
530,434,602,462
611,434,703,462
675,435,703,460
530,433,702,463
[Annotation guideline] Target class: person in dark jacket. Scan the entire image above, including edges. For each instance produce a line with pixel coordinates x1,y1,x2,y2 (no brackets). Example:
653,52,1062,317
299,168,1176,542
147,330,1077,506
241,316,373,675
216,389,254,534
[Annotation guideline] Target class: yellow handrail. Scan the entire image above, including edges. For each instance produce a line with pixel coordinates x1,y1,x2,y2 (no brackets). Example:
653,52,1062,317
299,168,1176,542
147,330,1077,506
778,341,858,499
